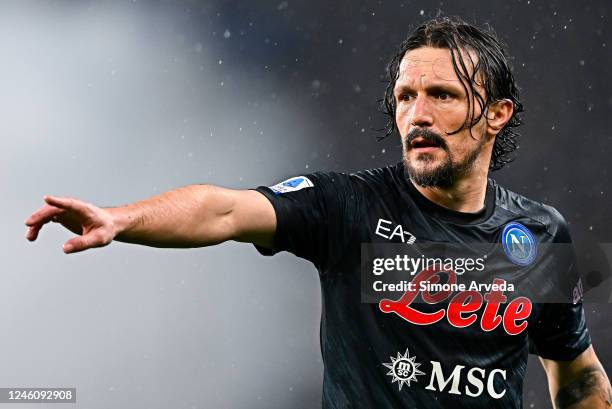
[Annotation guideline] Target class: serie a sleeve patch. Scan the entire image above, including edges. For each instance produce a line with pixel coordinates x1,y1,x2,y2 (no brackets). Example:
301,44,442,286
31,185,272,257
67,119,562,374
269,176,314,194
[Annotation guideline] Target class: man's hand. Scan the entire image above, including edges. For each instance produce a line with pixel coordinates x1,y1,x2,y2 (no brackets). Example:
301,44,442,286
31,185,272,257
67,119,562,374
541,346,612,408
25,186,276,253
25,195,118,254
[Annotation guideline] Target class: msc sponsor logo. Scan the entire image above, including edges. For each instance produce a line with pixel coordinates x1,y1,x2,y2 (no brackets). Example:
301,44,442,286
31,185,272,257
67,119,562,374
501,222,537,266
383,349,507,399
425,361,507,399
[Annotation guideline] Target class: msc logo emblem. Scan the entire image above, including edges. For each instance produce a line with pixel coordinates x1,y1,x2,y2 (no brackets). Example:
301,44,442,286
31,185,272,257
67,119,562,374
502,222,537,266
382,349,425,391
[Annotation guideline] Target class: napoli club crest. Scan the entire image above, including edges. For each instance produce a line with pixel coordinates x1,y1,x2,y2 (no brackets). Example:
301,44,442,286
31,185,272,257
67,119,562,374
501,222,537,266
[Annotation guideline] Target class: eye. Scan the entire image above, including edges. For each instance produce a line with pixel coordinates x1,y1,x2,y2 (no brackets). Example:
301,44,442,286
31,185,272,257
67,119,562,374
398,93,413,102
434,90,459,101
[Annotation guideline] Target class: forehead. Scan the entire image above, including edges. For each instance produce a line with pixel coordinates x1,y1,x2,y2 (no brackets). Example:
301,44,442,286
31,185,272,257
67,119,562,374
397,46,476,85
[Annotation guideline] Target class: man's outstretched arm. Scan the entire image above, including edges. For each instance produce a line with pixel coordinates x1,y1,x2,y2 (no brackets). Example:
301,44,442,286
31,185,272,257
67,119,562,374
541,346,612,409
25,185,276,253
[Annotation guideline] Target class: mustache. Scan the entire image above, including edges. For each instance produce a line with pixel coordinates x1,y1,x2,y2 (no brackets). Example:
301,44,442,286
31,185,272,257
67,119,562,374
405,128,447,150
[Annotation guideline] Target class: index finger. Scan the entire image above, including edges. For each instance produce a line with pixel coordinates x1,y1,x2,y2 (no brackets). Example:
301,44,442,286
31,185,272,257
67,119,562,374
43,195,85,211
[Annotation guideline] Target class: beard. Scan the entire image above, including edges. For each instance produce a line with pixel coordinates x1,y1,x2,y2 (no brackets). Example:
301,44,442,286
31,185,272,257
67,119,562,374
403,127,485,188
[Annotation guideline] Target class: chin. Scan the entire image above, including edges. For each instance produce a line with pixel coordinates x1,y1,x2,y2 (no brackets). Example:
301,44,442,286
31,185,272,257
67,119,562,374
405,151,442,167
411,163,444,179
404,156,437,173
403,152,455,188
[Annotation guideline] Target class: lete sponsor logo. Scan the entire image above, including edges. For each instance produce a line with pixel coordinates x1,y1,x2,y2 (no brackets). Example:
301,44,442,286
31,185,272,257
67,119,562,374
383,349,507,399
378,267,532,335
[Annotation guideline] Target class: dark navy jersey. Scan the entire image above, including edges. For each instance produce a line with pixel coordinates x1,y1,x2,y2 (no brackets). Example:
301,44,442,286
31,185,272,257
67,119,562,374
253,162,591,409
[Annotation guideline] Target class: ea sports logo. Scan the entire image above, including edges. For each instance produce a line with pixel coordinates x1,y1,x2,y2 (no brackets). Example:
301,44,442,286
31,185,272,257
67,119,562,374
502,222,537,266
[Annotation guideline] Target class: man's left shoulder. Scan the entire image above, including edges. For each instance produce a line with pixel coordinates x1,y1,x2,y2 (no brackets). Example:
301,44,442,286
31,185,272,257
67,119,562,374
494,181,569,240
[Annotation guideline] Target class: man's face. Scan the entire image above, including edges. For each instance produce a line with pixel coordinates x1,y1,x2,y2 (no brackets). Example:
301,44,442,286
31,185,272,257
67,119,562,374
394,46,492,188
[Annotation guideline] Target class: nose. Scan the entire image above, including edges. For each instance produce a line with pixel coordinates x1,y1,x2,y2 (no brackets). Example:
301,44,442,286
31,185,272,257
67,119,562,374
410,94,434,127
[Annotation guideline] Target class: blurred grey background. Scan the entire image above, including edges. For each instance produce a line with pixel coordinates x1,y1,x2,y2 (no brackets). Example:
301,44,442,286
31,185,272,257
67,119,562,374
2,0,610,408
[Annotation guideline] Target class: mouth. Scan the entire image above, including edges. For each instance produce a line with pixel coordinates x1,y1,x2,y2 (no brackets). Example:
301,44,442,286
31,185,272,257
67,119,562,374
409,136,443,152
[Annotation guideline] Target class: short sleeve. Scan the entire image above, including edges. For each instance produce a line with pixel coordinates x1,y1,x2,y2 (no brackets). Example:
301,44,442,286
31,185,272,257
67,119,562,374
527,208,592,360
252,172,362,271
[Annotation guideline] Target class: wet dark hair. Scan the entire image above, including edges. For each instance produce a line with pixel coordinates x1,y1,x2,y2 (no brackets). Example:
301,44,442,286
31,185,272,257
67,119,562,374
381,16,524,171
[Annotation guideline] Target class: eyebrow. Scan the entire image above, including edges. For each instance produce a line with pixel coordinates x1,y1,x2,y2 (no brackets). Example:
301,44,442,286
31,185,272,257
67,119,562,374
394,81,465,96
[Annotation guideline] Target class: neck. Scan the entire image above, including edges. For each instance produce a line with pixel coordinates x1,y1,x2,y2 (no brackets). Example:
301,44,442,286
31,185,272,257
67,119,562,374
410,170,489,213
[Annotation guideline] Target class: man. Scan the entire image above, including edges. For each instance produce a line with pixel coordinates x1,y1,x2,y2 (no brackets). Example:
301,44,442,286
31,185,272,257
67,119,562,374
25,17,610,408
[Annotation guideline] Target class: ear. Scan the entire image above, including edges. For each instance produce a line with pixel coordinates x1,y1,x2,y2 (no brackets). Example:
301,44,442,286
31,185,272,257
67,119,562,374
486,99,514,136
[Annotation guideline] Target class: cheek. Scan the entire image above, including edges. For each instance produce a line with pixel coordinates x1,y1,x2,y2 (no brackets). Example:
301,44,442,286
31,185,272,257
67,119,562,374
446,139,465,158
395,103,413,125
438,107,468,131
446,131,481,159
